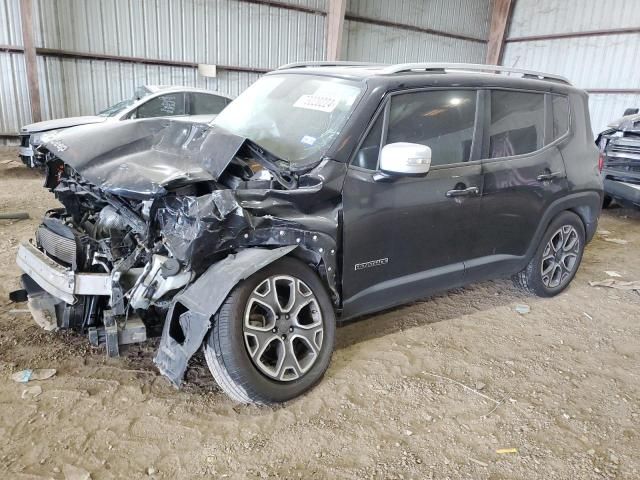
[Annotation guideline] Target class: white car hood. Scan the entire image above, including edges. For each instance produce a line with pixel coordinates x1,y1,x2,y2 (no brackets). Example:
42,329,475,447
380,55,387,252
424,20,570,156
21,116,108,134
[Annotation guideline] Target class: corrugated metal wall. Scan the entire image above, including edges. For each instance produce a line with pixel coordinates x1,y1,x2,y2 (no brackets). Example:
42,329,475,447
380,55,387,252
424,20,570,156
502,0,640,136
32,0,326,117
0,0,327,144
343,0,491,63
0,0,27,144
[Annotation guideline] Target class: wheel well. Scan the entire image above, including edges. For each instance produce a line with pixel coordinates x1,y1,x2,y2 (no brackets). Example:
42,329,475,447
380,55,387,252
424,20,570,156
286,247,340,306
568,204,598,241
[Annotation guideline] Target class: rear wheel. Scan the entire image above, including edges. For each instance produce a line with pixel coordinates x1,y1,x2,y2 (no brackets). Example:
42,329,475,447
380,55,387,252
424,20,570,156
204,257,335,404
513,211,585,297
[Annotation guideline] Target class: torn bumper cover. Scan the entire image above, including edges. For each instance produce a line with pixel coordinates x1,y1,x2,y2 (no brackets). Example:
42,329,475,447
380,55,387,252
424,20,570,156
154,246,296,386
16,117,343,388
16,242,111,304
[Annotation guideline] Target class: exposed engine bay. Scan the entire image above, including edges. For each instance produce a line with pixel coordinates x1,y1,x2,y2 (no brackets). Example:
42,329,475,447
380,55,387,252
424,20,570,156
16,118,342,386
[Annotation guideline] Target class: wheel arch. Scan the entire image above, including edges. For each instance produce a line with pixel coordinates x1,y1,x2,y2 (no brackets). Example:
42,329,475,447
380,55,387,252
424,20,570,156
569,203,598,242
154,246,297,387
518,191,601,273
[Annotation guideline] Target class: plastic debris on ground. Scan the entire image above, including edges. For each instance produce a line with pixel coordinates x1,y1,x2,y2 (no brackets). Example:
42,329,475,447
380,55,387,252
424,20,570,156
21,385,42,399
589,279,640,291
514,304,530,315
605,271,623,277
62,464,92,480
603,238,629,245
496,448,518,454
10,368,57,383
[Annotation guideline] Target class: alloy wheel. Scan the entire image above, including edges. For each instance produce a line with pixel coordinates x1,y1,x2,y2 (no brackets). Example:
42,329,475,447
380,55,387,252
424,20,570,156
540,225,580,289
243,275,324,382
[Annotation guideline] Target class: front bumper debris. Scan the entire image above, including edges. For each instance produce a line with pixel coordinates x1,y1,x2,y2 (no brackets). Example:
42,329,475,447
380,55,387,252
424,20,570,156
16,242,111,304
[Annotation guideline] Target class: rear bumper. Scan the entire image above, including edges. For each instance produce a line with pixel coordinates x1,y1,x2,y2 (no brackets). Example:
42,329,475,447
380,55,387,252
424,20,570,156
16,242,111,304
603,178,640,206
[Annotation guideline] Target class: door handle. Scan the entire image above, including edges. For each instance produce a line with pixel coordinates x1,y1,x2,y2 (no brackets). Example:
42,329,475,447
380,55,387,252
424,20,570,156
536,171,563,182
445,186,480,198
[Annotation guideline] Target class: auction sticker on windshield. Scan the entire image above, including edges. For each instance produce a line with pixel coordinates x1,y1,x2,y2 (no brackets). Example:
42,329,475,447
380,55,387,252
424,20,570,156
294,94,340,113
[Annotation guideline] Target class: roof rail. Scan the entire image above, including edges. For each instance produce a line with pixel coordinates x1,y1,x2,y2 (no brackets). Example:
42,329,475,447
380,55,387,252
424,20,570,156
277,61,387,70
380,63,571,85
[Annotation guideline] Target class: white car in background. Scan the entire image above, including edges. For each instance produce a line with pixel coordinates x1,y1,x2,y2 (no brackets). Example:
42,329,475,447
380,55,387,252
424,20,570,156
18,85,232,167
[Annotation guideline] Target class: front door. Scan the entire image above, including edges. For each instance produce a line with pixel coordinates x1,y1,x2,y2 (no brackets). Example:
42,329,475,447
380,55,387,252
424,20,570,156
341,89,484,319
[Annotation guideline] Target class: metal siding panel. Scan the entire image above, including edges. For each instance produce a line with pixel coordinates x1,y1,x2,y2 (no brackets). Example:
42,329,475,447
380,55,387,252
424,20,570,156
1,0,23,45
344,20,486,64
509,0,640,38
502,35,640,90
346,0,492,40
0,52,29,134
589,93,640,135
26,0,327,68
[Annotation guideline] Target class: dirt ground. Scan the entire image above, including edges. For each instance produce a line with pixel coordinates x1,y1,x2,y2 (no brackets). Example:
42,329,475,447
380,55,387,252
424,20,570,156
0,147,638,480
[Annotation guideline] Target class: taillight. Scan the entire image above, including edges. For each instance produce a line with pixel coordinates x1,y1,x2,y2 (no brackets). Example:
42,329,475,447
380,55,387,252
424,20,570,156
598,153,604,173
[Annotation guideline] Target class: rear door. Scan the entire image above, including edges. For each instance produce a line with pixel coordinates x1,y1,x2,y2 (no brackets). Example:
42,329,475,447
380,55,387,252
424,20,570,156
467,89,570,279
341,88,485,318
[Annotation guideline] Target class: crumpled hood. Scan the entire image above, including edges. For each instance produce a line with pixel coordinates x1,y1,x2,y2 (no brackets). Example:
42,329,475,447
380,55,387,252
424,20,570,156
41,118,247,199
22,115,107,134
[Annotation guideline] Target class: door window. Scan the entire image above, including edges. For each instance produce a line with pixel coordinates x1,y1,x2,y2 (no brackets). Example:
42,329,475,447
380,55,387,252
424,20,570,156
189,93,230,115
386,90,477,167
135,93,186,118
488,91,545,158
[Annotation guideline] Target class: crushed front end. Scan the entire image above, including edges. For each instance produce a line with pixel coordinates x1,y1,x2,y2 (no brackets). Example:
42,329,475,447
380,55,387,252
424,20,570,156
14,118,342,386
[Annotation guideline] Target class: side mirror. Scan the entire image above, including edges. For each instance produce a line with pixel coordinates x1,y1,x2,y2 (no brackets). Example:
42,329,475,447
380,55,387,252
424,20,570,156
379,142,432,176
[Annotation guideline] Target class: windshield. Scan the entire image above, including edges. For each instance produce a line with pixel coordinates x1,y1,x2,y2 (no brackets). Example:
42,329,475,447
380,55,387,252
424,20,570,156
97,86,154,117
213,74,363,166
97,99,135,117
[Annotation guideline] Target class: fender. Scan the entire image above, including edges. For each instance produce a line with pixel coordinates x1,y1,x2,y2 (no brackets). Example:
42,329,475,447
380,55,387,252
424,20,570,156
154,245,297,386
528,190,602,257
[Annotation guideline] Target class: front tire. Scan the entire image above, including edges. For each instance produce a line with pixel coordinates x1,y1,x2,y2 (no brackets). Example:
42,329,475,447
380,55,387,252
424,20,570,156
513,211,585,297
204,256,335,405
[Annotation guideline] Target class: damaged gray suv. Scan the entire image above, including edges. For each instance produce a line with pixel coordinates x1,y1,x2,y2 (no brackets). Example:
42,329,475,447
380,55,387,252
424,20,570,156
14,63,603,404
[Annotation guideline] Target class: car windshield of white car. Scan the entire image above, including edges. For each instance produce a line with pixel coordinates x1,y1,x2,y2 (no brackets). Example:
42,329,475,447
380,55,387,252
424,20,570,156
97,99,135,117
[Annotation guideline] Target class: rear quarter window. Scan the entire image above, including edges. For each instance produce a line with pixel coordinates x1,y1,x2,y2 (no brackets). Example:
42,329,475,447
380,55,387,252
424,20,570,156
552,95,570,140
190,93,230,115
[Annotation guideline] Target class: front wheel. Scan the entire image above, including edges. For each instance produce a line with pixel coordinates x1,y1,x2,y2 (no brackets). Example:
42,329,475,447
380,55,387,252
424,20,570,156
513,211,585,297
204,256,335,405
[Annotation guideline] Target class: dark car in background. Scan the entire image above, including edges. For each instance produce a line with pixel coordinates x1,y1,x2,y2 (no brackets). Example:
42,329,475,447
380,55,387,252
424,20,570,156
597,111,640,208
18,86,232,167
13,62,602,405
